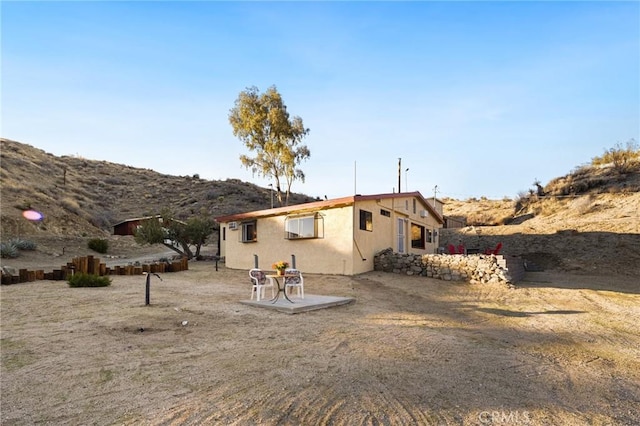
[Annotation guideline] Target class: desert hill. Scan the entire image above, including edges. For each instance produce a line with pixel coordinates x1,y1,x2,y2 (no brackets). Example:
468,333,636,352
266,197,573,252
440,156,640,276
0,138,315,236
1,138,639,276
0,138,316,268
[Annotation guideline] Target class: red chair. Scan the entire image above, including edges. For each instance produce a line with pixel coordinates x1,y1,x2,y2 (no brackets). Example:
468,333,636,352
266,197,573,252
493,242,503,255
448,244,457,254
485,242,503,255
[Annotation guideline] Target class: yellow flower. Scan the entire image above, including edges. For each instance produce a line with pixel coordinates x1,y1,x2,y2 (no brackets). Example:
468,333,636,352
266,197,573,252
272,260,289,270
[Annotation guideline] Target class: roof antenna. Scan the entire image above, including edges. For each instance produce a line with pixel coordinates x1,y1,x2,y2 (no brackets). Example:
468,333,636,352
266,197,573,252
398,158,401,194
354,160,357,195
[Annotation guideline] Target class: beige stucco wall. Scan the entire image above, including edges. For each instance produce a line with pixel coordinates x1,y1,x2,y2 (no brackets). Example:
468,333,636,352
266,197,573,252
219,194,442,276
359,196,441,257
221,206,357,275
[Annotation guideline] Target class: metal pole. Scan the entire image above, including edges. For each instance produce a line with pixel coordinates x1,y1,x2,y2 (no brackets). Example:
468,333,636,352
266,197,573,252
405,168,409,192
145,273,162,305
354,161,357,195
398,158,401,193
145,273,151,305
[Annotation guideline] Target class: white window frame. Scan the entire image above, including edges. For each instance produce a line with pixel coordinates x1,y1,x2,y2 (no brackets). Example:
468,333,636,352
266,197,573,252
240,221,257,243
285,213,323,239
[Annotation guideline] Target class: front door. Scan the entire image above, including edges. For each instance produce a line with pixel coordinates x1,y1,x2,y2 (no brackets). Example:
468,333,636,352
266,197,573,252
397,218,405,253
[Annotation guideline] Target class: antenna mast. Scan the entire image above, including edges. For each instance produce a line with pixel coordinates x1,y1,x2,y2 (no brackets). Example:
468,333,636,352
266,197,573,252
398,158,401,193
433,185,438,208
354,161,357,194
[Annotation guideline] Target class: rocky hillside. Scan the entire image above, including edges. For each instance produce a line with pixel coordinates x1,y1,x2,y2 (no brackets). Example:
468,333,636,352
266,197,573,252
2,138,639,276
441,158,640,276
0,138,316,240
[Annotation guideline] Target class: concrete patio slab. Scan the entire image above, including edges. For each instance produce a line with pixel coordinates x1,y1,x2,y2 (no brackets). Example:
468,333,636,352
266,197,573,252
239,294,355,314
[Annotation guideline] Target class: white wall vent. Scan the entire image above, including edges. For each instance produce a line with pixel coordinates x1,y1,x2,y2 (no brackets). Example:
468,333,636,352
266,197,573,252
228,221,238,230
420,210,428,218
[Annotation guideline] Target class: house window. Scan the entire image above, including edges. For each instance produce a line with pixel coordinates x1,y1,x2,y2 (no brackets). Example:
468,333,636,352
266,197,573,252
413,199,417,214
222,227,226,241
285,214,321,239
411,223,425,249
380,209,391,217
241,221,257,242
359,209,373,231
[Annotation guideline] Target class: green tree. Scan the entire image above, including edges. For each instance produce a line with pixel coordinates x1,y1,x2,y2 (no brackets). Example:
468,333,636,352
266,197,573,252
229,85,310,206
134,210,215,260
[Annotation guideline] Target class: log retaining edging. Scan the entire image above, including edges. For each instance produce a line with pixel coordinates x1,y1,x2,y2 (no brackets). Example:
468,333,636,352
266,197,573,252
1,255,189,285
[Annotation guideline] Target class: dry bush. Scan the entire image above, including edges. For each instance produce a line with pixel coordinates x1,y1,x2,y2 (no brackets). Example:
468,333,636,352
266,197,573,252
570,195,595,215
527,197,564,217
591,139,639,173
61,197,82,215
465,211,499,226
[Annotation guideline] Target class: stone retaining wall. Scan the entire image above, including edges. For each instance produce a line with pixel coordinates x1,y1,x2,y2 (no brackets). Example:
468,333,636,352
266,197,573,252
374,248,524,285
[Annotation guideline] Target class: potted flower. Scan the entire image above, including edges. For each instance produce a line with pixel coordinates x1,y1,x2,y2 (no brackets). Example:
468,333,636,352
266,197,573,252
272,260,289,276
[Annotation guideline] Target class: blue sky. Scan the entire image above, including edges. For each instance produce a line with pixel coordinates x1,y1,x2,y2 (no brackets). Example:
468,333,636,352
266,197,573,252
2,1,638,200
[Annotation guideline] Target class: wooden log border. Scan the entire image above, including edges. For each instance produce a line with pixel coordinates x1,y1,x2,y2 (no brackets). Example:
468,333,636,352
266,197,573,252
1,256,189,285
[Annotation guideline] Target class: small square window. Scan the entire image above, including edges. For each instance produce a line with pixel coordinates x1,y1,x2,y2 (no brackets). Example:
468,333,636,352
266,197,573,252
241,221,257,242
359,209,373,231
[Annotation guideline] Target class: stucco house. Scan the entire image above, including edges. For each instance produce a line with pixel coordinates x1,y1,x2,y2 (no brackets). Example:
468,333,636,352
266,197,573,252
215,191,444,275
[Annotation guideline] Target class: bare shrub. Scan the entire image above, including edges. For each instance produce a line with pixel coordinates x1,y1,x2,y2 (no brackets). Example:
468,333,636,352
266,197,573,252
571,196,595,215
592,139,640,173
61,197,82,215
90,211,116,229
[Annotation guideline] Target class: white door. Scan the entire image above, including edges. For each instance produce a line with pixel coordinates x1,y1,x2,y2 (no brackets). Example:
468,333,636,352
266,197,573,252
397,218,405,253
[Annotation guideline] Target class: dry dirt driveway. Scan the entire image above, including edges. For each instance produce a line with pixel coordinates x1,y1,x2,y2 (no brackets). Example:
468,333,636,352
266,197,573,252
1,262,639,425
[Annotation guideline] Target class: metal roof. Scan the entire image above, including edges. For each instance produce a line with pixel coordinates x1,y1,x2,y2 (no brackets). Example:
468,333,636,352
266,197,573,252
214,191,444,224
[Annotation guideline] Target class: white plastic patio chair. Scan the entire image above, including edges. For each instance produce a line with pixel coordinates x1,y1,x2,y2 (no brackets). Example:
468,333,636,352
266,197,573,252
249,268,274,301
284,269,304,299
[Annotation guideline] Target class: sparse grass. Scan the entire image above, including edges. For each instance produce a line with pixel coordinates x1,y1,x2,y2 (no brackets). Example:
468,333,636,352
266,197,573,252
98,368,114,383
1,338,37,371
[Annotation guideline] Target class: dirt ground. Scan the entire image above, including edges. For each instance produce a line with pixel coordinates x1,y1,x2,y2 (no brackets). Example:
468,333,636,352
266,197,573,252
1,254,639,425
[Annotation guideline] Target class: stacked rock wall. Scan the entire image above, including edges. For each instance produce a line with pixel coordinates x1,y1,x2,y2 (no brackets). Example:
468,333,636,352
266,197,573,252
374,248,524,285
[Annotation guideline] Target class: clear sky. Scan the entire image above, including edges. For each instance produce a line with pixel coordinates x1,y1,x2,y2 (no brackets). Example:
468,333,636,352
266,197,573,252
2,1,638,201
